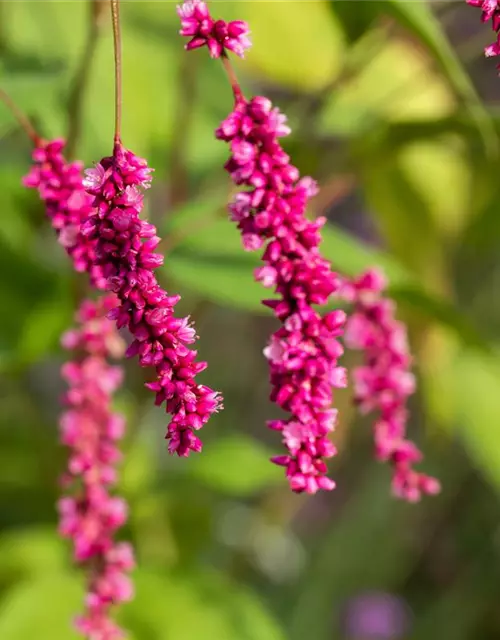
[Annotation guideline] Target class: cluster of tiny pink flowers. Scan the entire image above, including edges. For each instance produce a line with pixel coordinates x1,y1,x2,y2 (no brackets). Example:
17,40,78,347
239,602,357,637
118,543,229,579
177,0,251,58
81,142,221,456
341,269,440,502
23,138,106,290
58,295,134,639
215,96,347,494
467,0,500,64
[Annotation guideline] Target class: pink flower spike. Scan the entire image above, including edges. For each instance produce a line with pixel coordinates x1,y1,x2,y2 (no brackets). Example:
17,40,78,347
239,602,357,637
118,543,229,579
24,139,107,291
341,269,440,502
83,142,222,456
466,0,500,66
59,295,133,639
176,0,251,58
216,95,346,494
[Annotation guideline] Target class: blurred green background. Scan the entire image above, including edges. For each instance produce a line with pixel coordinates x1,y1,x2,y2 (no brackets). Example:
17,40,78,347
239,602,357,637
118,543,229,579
1,0,500,638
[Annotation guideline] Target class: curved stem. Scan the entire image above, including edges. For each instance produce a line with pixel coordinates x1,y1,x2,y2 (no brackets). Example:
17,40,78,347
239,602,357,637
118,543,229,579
220,53,244,104
0,87,39,144
110,0,122,143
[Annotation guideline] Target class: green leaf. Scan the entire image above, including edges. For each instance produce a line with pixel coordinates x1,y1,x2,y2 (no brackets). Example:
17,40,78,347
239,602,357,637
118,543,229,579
123,569,285,640
224,0,345,91
359,143,446,281
390,286,489,351
0,574,83,640
453,350,500,491
168,249,263,313
0,528,66,581
166,215,263,312
377,0,496,157
328,1,378,43
321,223,412,285
16,278,73,366
320,37,455,136
182,434,282,496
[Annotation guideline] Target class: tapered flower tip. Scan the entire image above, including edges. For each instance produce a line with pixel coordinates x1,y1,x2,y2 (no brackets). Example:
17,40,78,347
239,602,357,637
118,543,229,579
177,0,207,20
177,0,251,58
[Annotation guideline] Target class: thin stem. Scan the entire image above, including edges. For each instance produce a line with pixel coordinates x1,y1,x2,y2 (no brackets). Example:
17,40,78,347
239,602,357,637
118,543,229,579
0,87,39,144
110,0,122,142
220,53,244,104
66,1,103,159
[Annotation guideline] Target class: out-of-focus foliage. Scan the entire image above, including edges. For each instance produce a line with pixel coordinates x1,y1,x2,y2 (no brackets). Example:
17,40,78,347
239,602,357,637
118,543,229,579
1,1,500,639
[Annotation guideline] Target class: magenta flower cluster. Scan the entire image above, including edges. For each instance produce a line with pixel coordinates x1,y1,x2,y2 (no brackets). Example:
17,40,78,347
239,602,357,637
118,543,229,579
177,0,251,58
23,138,106,290
82,142,222,456
178,0,438,499
215,96,347,494
467,0,500,63
58,295,134,639
341,270,440,501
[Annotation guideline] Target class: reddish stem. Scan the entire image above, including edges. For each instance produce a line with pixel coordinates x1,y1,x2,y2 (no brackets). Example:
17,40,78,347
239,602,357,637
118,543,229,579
220,53,244,104
0,87,40,145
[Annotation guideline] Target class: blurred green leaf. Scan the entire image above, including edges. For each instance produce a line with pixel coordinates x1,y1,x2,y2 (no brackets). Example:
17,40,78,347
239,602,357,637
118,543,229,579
453,350,500,491
321,223,412,285
359,144,445,281
320,37,455,136
0,239,58,367
390,286,488,351
377,0,496,155
182,434,282,496
328,1,378,42
225,0,345,91
0,573,82,640
168,249,263,313
16,279,73,366
123,569,285,640
0,528,66,581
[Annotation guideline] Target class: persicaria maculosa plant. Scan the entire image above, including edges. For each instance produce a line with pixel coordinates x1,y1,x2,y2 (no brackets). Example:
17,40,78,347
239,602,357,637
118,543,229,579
81,0,222,457
0,0,448,634
177,0,439,498
59,296,133,639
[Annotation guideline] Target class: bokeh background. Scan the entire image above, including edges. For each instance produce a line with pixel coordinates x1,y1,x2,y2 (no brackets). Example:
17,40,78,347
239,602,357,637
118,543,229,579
1,0,500,638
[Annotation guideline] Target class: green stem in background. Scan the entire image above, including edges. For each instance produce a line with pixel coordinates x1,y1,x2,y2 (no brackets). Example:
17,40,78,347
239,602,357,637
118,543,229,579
110,0,122,143
0,87,40,144
0,1,7,56
65,0,107,159
168,53,199,208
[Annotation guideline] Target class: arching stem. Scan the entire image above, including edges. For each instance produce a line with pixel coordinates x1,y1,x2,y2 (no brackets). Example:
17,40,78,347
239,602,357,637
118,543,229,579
0,87,40,145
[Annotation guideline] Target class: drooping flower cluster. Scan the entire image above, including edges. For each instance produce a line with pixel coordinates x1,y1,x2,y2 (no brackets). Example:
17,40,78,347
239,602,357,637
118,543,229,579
215,96,347,494
23,138,106,290
177,0,251,58
467,0,500,65
58,295,134,639
341,269,440,502
82,142,221,456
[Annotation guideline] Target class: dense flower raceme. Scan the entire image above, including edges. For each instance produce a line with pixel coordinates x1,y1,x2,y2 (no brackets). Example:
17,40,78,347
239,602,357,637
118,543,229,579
214,96,347,494
81,142,221,456
467,0,500,64
177,0,251,58
58,295,134,640
23,138,106,290
341,269,440,502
